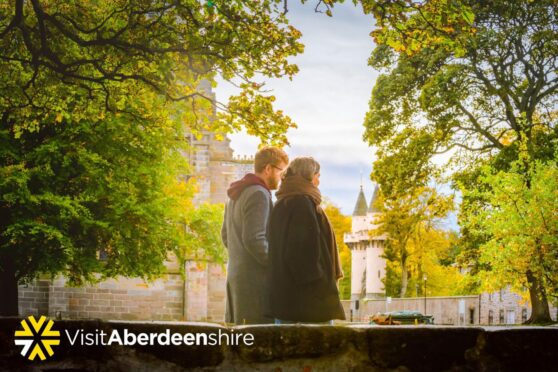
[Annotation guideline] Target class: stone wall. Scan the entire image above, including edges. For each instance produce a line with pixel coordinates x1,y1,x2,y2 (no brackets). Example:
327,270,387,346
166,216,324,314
207,263,227,321
346,291,557,325
1,319,557,371
349,295,480,324
18,279,50,316
183,261,226,322
18,262,227,323
481,290,557,324
183,262,209,321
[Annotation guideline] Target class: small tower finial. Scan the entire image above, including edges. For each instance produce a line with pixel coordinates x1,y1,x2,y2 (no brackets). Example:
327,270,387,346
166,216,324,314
360,170,363,189
353,175,368,217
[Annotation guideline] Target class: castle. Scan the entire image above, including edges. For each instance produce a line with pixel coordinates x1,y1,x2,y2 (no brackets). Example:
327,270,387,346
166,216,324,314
343,183,557,324
185,80,254,205
344,184,387,301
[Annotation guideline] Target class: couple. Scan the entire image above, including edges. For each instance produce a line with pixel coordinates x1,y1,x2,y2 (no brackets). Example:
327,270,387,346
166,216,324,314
221,147,345,325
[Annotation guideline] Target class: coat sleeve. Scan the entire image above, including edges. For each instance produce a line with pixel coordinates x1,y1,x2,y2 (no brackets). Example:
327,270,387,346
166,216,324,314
221,202,228,249
241,189,270,266
285,198,324,284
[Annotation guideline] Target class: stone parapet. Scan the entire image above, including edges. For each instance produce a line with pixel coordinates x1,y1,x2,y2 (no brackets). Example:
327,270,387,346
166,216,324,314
1,318,557,371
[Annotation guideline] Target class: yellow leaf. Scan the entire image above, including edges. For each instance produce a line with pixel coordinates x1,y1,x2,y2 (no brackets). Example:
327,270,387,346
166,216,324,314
55,113,63,123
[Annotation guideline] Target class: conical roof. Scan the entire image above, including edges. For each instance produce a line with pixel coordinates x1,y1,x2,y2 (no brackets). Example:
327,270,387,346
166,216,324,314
352,186,368,216
368,184,380,213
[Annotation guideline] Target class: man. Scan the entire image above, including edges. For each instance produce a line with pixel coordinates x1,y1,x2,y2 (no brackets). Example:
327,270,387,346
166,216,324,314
221,146,289,324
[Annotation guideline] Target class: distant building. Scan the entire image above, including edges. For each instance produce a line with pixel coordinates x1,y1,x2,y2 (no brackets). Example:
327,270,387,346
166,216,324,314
343,182,557,324
344,184,387,301
231,155,255,181
185,80,254,204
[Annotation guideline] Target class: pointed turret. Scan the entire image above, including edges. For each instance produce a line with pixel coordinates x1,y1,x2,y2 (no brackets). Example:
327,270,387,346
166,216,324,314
368,184,380,213
352,185,368,216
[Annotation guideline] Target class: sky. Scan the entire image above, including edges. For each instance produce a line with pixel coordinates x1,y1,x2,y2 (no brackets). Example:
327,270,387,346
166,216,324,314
214,1,380,215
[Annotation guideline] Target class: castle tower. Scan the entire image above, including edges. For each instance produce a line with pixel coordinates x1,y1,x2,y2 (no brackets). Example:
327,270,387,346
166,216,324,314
368,184,380,214
364,184,386,298
185,79,254,205
347,186,368,300
352,185,368,230
344,183,387,301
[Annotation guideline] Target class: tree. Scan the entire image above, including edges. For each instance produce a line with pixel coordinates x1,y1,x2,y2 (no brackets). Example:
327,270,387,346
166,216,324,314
364,0,558,322
0,0,305,144
0,105,198,316
0,0,481,137
408,227,469,297
306,0,477,55
358,0,476,56
182,203,227,264
459,148,558,323
383,226,469,298
372,184,454,297
323,201,352,300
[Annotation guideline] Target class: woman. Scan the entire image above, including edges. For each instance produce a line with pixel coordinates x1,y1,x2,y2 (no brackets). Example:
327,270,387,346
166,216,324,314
267,157,346,324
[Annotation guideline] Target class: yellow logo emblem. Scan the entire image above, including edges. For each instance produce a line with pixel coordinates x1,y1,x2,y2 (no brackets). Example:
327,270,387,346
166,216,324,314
14,315,60,361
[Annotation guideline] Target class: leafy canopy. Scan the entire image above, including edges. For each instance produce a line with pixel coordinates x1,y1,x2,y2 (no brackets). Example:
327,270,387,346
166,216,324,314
0,106,194,285
0,0,305,145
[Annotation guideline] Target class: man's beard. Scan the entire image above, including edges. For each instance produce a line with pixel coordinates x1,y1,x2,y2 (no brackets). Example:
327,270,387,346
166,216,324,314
268,176,279,190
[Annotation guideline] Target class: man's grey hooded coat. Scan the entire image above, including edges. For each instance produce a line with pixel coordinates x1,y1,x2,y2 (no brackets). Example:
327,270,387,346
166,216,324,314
221,177,273,324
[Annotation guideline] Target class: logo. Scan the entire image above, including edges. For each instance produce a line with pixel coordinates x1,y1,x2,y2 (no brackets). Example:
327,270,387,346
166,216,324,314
14,315,60,361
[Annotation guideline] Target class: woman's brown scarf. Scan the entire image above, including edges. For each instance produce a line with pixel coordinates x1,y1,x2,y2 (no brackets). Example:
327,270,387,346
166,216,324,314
276,175,344,281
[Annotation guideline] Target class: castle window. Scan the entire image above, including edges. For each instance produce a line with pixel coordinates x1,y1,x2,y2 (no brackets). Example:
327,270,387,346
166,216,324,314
506,310,516,324
488,310,493,325
378,270,381,278
521,308,528,323
499,309,505,324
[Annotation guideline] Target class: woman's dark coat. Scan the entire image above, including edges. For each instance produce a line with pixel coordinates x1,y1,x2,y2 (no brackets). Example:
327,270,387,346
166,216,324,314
267,195,346,322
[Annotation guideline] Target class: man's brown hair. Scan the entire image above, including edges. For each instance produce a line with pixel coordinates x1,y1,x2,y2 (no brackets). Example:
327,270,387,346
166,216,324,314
254,146,289,173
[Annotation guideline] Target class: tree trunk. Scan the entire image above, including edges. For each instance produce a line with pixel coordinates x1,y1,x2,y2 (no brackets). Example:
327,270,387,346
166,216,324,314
525,270,552,324
0,257,19,316
400,264,408,298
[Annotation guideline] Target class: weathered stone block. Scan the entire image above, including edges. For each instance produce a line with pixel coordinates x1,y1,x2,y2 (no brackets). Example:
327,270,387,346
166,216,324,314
3,319,557,371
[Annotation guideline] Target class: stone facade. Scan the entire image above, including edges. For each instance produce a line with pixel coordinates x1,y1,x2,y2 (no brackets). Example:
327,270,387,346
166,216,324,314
18,279,50,316
186,81,254,206
479,290,557,325
344,184,387,300
18,261,227,322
